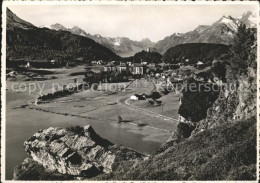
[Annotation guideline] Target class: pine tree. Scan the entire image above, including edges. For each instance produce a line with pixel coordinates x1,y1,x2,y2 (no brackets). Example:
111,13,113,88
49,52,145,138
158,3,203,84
230,24,254,76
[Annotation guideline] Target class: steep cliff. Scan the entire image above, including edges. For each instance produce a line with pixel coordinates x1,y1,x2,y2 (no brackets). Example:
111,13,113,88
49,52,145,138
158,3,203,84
192,74,256,134
191,28,257,135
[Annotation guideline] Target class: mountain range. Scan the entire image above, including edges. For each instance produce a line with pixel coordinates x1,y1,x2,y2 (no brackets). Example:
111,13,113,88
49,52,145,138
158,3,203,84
47,11,256,56
6,8,257,62
154,11,257,54
49,23,155,57
6,8,119,62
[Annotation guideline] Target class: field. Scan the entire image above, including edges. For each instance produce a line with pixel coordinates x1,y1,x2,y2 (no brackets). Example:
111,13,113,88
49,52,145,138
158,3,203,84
6,66,181,179
26,76,180,134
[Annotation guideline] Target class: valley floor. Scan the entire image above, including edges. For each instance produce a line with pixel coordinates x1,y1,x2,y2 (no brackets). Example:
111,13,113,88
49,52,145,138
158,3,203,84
5,66,180,180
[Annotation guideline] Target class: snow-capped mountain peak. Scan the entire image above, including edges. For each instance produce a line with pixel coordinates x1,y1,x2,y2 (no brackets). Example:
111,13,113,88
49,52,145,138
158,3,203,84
50,23,67,31
155,11,255,54
214,15,240,32
114,38,121,46
239,11,255,19
220,16,232,24
239,11,257,28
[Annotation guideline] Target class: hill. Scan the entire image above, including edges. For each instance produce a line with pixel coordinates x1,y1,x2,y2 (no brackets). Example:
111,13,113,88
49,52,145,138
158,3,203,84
162,43,230,64
6,8,34,29
131,50,162,63
6,8,119,63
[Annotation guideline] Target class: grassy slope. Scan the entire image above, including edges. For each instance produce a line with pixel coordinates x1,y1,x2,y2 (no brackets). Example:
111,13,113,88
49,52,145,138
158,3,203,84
97,117,256,180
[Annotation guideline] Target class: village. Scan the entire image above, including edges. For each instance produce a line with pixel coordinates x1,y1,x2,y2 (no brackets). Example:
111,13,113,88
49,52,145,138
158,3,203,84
6,54,218,127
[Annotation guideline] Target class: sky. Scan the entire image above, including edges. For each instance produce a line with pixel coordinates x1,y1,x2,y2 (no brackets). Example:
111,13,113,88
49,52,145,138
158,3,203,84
8,4,258,42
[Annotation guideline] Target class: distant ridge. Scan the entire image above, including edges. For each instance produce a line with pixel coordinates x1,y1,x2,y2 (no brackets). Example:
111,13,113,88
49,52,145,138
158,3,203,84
49,23,155,57
6,8,119,62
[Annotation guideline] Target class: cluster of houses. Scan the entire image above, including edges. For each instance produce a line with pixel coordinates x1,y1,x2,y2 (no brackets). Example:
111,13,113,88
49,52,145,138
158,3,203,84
91,60,104,65
103,62,146,75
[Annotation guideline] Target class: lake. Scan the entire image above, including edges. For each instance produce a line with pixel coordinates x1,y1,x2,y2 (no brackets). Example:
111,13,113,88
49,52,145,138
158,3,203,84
5,90,169,180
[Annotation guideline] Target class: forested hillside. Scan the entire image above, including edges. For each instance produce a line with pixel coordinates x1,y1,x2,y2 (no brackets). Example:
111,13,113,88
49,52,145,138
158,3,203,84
6,8,119,63
131,51,162,63
162,43,230,64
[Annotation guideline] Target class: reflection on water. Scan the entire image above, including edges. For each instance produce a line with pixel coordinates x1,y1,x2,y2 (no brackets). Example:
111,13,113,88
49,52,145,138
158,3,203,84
6,91,167,180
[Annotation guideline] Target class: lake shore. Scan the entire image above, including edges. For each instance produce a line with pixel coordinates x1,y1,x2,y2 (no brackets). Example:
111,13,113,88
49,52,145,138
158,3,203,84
5,66,180,180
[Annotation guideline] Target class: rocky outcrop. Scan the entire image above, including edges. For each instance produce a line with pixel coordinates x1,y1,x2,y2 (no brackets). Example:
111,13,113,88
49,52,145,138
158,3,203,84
22,125,144,179
13,158,74,180
191,73,257,136
234,75,257,120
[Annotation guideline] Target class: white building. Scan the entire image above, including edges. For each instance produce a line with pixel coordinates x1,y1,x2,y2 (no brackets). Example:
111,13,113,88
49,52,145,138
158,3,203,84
197,61,204,65
130,95,139,100
26,61,30,67
132,64,144,75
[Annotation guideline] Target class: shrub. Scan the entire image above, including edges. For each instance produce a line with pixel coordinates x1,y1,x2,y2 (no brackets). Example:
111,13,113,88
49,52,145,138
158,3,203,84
67,126,85,136
226,165,256,180
178,78,220,122
177,122,196,138
211,60,227,82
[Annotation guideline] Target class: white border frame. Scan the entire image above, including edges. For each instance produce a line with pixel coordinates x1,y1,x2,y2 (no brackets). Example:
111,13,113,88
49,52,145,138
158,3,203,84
1,1,259,182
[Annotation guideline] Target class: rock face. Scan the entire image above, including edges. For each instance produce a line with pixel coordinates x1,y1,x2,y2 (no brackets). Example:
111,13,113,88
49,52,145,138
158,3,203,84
191,70,257,136
23,125,144,178
199,75,256,130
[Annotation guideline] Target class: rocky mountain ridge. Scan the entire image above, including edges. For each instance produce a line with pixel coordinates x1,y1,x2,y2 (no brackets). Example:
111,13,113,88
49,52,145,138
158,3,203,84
48,11,256,57
49,24,155,57
154,11,257,54
7,8,256,59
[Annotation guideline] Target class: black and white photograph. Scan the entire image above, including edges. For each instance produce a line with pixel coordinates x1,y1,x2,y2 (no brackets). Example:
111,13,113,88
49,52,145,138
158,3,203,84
1,0,259,182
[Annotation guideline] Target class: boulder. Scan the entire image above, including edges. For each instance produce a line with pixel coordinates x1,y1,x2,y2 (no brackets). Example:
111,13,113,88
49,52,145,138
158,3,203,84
22,125,144,178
